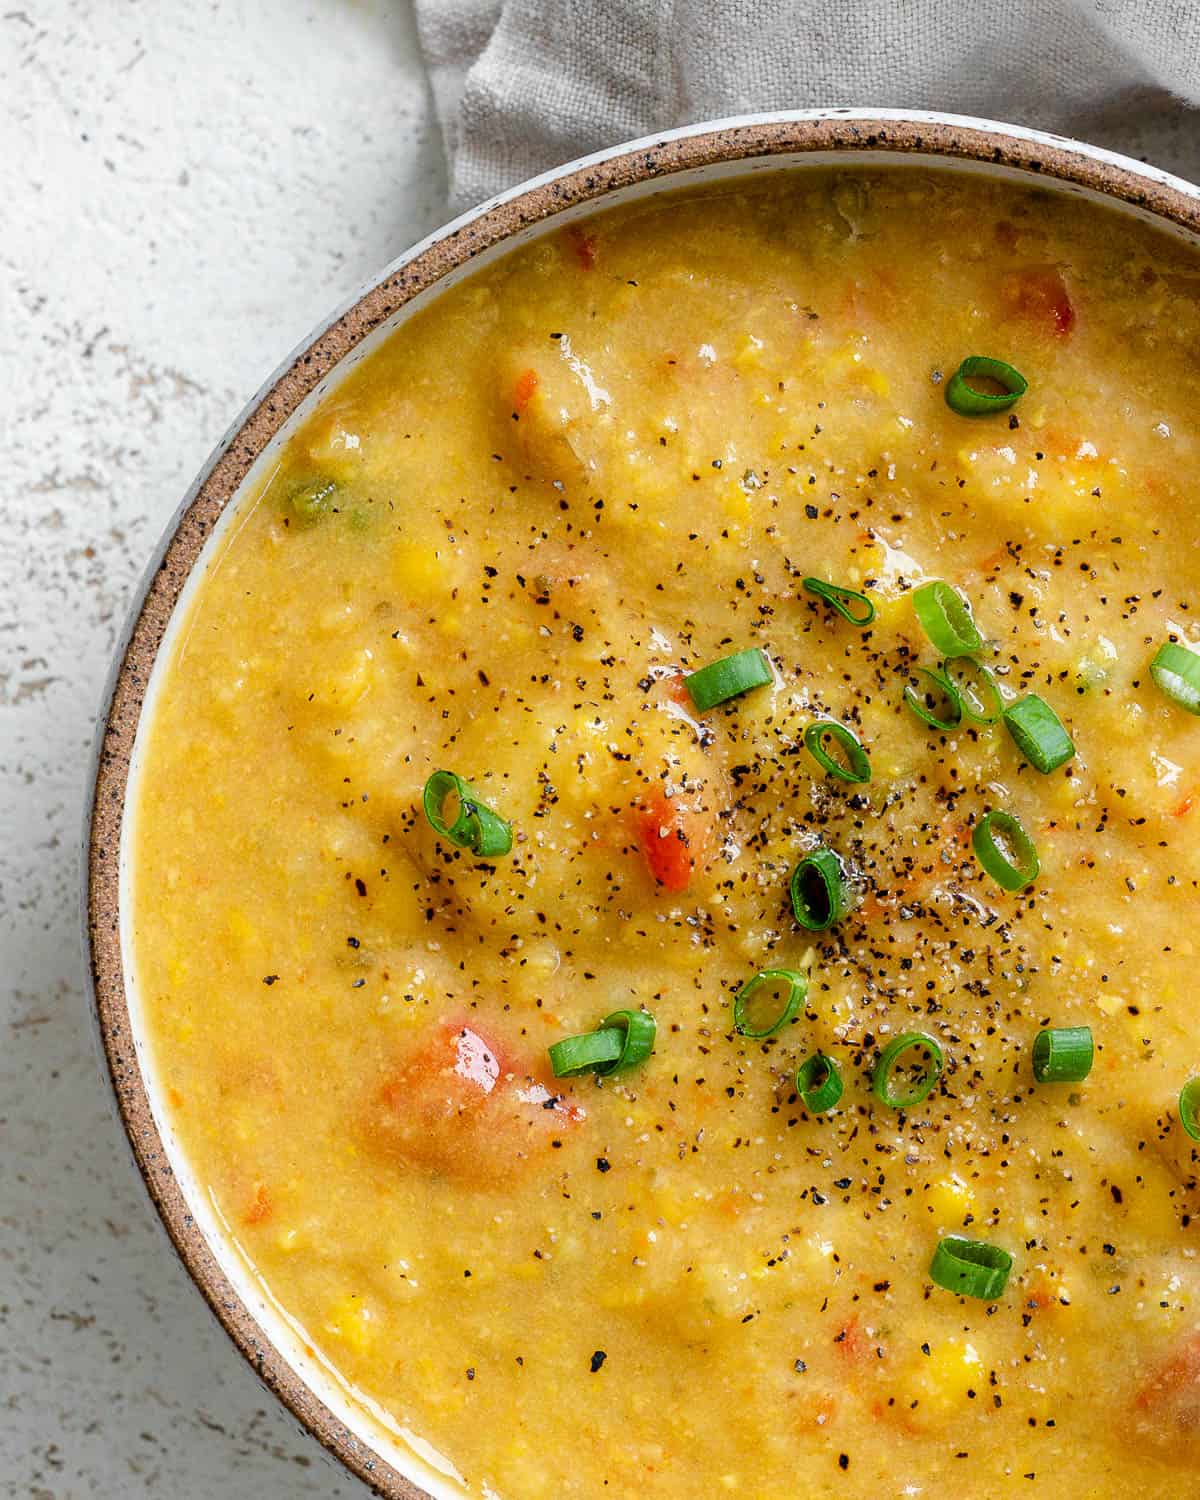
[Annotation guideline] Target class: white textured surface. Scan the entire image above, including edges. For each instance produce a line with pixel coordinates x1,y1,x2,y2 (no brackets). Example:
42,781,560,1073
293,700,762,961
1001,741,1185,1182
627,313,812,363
1,3,443,1494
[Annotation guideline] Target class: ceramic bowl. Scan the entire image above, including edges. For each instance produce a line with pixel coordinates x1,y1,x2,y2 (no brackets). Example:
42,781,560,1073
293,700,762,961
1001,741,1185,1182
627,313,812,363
85,109,1200,1498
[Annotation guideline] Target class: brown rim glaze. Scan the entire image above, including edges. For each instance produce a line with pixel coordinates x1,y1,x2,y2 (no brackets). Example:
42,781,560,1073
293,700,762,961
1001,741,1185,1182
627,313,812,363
85,112,1200,1497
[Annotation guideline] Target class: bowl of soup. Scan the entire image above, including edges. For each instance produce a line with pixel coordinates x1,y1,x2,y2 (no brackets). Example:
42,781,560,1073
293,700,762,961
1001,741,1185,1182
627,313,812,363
87,109,1200,1499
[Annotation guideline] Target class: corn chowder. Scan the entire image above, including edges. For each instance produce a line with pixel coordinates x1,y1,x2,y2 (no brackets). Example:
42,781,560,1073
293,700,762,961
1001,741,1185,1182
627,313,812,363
132,169,1200,1498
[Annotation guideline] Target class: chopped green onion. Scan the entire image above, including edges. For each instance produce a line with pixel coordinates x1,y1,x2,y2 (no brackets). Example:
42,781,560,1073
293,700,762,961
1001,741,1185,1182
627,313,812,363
1073,655,1111,696
685,647,773,712
944,356,1028,416
789,846,849,931
1179,1077,1200,1141
911,581,983,656
872,1031,944,1108
795,1053,843,1113
802,577,876,626
930,1235,1014,1300
732,968,807,1039
972,809,1039,891
422,770,513,857
903,666,962,731
548,1028,623,1077
1032,1026,1094,1084
1003,694,1075,773
287,475,338,524
549,1010,657,1079
804,721,871,783
945,655,1003,725
597,1009,657,1076
1150,641,1200,715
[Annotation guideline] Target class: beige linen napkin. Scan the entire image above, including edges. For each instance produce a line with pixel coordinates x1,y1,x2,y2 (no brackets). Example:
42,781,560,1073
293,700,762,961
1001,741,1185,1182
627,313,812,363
414,0,1200,212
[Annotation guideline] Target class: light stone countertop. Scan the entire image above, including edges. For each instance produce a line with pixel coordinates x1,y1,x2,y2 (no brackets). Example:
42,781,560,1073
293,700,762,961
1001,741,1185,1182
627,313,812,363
4,7,1200,1496
2,3,443,1494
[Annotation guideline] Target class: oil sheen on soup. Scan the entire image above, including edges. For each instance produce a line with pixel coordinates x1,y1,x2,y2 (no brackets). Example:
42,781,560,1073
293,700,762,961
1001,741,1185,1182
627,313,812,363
132,168,1200,1499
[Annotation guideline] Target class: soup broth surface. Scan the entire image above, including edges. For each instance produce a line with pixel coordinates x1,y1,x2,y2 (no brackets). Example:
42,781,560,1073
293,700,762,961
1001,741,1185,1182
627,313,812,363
132,168,1200,1499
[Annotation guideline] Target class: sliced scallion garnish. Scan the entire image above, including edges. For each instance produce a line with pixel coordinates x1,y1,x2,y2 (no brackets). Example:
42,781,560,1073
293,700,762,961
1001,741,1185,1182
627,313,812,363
803,721,871,783
596,1009,657,1075
1150,641,1200,715
548,1009,656,1079
929,1235,1014,1300
422,770,513,857
944,356,1028,416
732,968,807,1039
1032,1026,1094,1084
789,847,849,931
911,581,983,656
287,475,338,524
872,1031,944,1108
1179,1077,1200,1141
903,666,963,732
1003,694,1075,773
945,655,1003,725
802,577,876,626
548,1028,623,1077
972,809,1039,892
685,647,772,712
795,1053,843,1113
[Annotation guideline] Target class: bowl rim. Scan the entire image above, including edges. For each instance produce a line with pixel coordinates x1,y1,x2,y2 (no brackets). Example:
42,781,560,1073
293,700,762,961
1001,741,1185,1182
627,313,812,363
84,107,1200,1498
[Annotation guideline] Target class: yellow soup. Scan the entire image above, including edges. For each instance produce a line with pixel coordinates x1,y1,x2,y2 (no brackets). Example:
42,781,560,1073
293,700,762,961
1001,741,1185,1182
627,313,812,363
132,168,1200,1499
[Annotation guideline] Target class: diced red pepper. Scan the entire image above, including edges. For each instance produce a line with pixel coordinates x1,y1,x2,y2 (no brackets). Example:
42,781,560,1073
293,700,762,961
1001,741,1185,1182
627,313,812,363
634,792,708,893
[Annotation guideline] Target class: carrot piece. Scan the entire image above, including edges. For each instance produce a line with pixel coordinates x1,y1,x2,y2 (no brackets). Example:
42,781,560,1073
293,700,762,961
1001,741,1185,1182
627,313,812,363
512,367,540,413
663,672,692,708
372,1019,582,1185
243,1182,272,1226
1003,265,1075,335
1132,1333,1200,1451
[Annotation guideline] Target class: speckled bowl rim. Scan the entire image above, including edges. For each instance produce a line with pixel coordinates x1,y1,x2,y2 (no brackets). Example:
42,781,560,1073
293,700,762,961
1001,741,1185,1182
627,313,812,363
85,109,1200,1498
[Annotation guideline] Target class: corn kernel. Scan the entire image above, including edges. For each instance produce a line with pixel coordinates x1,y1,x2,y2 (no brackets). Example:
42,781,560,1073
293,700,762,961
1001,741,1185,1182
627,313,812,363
910,1338,983,1417
721,484,752,529
323,1293,374,1354
926,1173,975,1222
393,543,445,600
